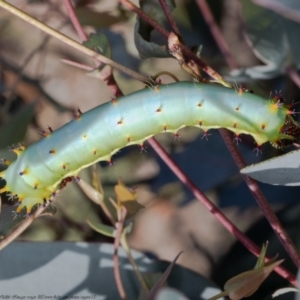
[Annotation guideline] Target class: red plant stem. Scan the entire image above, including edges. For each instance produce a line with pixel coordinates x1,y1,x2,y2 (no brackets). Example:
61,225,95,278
158,0,181,37
63,0,119,96
63,0,87,41
62,5,129,295
61,58,94,71
195,0,300,268
219,129,300,267
119,0,169,36
113,208,128,300
147,137,297,286
118,0,225,84
195,0,239,69
123,0,300,270
158,144,297,286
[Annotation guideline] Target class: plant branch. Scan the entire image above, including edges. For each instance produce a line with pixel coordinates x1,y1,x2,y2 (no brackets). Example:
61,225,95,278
158,0,181,37
63,5,133,295
113,207,128,300
219,129,300,268
195,1,300,268
118,0,230,87
62,0,120,97
63,0,87,41
147,137,297,286
61,59,94,71
195,0,238,69
133,0,300,270
121,230,150,294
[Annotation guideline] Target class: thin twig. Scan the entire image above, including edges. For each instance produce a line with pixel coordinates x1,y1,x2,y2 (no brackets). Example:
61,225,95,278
118,0,230,87
0,202,49,250
62,0,119,226
63,4,149,294
147,137,297,286
113,207,128,300
63,0,87,41
63,0,103,70
121,231,150,294
195,1,300,268
219,129,300,268
62,0,123,96
134,0,300,270
195,0,238,69
0,1,149,84
61,59,94,71
158,0,181,37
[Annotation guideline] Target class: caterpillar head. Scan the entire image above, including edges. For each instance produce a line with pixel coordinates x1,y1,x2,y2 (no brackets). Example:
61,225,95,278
273,115,300,148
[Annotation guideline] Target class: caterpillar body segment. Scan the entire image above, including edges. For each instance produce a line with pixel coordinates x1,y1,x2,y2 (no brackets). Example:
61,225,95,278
0,82,298,214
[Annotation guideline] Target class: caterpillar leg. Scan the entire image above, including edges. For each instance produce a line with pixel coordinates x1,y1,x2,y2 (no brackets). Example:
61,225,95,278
14,197,44,214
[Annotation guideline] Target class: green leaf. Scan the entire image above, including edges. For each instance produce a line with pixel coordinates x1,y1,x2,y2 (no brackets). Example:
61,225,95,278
83,32,111,58
77,178,104,205
134,0,175,59
209,259,284,300
241,150,300,186
144,251,183,300
0,102,35,149
87,219,115,238
224,260,284,300
231,0,300,80
254,242,268,269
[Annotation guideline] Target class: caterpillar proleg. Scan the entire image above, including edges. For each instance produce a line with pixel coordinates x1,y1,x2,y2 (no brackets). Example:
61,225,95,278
0,82,299,214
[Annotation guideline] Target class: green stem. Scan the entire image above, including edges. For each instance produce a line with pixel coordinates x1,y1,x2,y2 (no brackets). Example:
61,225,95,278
121,230,150,293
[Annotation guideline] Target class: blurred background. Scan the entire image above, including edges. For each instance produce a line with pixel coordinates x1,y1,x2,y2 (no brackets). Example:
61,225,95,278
0,1,300,299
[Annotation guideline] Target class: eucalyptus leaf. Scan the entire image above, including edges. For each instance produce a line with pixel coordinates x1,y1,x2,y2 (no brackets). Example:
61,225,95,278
83,32,111,58
134,0,175,58
87,219,115,238
254,0,300,23
0,103,35,149
144,251,183,300
241,150,300,186
231,1,300,80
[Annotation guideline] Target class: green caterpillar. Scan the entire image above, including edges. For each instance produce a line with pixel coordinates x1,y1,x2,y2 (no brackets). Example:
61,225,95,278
0,81,298,215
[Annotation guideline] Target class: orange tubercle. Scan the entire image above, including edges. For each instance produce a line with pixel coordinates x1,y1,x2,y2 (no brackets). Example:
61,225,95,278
19,169,28,176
